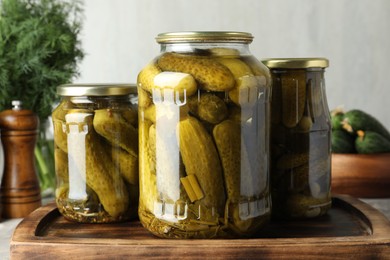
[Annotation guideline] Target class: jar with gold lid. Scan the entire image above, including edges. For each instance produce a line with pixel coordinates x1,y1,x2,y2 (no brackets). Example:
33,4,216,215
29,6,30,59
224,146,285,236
52,84,138,223
262,58,332,219
138,31,272,238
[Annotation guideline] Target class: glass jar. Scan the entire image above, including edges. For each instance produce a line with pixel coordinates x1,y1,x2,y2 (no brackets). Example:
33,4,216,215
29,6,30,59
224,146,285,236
52,84,138,223
137,31,272,238
262,58,332,219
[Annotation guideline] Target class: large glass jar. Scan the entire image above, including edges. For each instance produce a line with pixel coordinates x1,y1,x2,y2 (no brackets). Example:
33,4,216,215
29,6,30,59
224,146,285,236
52,84,139,223
262,58,332,219
137,31,272,238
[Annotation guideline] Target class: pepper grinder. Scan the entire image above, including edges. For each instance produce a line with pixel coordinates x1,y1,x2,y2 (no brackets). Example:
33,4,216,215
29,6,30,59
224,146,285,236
0,100,41,218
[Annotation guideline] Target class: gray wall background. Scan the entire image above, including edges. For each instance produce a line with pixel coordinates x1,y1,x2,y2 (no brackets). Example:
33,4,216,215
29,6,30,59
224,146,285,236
76,0,390,128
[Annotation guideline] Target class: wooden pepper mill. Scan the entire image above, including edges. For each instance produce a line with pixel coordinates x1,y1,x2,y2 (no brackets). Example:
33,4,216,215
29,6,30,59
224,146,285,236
0,100,41,218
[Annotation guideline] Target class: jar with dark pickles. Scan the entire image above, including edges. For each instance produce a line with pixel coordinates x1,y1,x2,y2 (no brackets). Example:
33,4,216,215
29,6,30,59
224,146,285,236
138,31,272,238
262,58,332,219
52,84,139,223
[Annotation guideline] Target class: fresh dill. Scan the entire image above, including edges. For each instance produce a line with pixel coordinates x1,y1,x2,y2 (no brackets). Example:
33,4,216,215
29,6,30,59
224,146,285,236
0,0,84,193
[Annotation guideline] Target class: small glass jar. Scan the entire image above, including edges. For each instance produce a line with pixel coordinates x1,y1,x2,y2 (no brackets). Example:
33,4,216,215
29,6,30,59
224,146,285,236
52,84,138,223
138,31,272,238
262,58,332,219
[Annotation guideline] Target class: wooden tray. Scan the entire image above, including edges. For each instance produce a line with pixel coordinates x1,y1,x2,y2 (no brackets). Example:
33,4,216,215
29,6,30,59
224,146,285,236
10,195,390,259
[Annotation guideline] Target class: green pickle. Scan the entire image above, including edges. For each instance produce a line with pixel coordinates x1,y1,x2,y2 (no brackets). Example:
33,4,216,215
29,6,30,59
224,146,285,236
262,58,332,219
52,84,138,223
138,32,272,238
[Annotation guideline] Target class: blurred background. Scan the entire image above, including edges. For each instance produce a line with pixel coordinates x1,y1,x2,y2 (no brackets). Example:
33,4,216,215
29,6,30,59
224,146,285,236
75,0,390,128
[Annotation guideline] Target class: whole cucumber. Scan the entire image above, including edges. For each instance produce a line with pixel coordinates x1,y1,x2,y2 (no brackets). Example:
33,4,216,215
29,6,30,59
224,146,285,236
331,130,355,153
355,130,390,154
330,109,344,130
342,109,390,141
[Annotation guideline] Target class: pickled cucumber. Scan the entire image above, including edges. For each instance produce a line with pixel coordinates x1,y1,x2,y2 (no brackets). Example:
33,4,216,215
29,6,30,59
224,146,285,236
213,120,253,198
153,71,198,98
217,58,253,79
228,105,253,123
276,153,309,170
52,100,73,153
285,193,331,218
85,131,129,218
228,76,260,107
307,79,323,119
297,115,313,133
178,116,226,214
243,56,271,83
147,123,156,175
209,47,240,57
158,52,235,92
217,58,260,108
139,120,158,213
54,147,68,183
189,93,228,124
110,146,138,185
138,87,152,108
66,113,129,219
137,61,162,93
291,158,330,194
93,109,138,157
143,104,156,123
121,108,138,127
281,70,306,128
270,75,282,124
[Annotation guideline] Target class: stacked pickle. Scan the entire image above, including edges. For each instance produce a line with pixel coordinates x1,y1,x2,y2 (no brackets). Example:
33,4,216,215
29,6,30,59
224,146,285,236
270,70,332,219
52,97,139,223
138,49,271,238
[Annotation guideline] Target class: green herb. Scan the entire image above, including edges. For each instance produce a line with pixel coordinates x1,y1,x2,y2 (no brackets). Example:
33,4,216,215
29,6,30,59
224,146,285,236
0,0,84,118
0,0,84,194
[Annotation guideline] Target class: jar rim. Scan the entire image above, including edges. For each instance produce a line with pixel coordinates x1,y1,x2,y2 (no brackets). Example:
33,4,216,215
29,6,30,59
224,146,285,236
57,83,137,96
262,58,329,69
156,31,254,44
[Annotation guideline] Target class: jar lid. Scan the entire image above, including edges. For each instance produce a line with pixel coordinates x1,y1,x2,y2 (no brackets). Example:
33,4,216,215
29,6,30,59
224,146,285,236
262,58,329,69
57,84,137,96
156,31,254,44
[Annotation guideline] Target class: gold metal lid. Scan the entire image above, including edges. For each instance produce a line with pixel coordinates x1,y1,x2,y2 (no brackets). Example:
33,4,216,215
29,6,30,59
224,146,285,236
57,83,137,96
262,58,329,69
156,31,254,44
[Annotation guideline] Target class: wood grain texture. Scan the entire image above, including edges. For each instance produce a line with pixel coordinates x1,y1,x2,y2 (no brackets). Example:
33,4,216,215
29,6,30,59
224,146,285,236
332,153,390,198
10,195,390,259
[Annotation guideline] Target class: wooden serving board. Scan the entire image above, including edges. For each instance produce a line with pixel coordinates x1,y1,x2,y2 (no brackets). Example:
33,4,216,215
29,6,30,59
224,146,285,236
10,195,390,259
